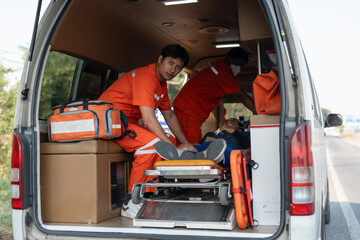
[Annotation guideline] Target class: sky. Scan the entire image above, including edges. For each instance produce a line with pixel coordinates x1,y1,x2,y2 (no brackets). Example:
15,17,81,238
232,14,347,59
1,0,360,118
287,0,360,118
0,0,51,85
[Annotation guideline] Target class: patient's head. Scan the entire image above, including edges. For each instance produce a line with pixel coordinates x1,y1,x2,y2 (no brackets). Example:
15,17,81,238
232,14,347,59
223,118,240,130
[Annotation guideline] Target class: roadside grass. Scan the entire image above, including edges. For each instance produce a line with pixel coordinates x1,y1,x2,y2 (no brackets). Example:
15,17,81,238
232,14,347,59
0,232,12,240
0,175,12,236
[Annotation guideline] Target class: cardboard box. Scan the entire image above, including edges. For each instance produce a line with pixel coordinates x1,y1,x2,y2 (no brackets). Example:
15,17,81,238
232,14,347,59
40,141,133,224
40,139,124,154
250,115,280,225
250,114,280,126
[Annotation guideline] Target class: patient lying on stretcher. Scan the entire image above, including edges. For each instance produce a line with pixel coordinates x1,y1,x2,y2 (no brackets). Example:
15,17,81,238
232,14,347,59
154,118,250,166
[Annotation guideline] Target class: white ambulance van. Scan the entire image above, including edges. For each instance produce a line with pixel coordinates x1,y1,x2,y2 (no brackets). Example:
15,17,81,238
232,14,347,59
11,0,342,239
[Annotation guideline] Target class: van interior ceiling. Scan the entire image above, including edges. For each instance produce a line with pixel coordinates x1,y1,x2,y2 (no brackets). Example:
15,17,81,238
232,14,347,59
50,0,274,72
39,0,283,236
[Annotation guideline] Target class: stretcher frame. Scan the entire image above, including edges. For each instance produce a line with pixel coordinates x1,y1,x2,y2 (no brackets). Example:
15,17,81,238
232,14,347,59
131,160,232,206
131,159,236,230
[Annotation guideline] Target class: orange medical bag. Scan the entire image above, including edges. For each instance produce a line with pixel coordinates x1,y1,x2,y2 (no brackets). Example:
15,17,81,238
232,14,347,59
253,67,281,115
48,99,136,142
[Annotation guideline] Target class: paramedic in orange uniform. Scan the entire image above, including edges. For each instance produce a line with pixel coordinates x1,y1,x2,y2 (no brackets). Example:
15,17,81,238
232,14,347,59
98,44,196,218
173,47,256,144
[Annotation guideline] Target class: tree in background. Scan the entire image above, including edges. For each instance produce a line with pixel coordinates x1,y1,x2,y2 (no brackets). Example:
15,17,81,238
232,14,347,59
38,51,76,119
0,63,17,234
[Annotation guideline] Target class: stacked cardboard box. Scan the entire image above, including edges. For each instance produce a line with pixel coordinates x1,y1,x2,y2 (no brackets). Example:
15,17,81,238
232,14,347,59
40,140,133,224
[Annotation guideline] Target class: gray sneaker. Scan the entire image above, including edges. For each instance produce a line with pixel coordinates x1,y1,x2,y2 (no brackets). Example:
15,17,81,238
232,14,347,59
154,142,180,160
155,141,196,160
196,139,227,163
179,150,196,160
195,151,206,160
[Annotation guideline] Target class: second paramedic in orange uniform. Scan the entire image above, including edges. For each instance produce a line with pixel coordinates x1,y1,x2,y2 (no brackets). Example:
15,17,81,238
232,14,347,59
173,48,256,144
98,44,196,218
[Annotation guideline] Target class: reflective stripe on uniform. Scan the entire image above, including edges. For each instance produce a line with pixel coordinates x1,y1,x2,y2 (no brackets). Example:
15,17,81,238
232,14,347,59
132,69,136,77
154,93,165,101
134,137,161,155
210,65,218,75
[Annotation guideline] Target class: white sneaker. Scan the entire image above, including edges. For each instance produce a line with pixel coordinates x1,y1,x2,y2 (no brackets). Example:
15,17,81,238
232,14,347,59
121,199,143,219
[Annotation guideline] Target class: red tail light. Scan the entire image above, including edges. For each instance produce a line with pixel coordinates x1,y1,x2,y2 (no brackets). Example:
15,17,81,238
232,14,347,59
289,120,315,215
11,130,24,209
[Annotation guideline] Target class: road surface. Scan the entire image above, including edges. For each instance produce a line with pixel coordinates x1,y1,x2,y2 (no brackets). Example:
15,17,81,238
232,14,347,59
325,136,360,240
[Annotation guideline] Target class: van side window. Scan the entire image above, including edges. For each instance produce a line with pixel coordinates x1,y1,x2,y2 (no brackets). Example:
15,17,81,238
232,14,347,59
224,102,253,119
168,70,188,104
74,62,103,100
39,52,120,120
38,51,77,119
71,60,120,100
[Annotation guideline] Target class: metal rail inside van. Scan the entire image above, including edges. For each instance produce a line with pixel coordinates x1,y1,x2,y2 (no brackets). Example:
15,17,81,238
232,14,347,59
11,0,342,239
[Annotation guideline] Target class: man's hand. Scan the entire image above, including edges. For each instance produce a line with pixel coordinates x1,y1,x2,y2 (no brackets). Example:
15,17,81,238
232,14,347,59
161,109,195,147
177,143,198,152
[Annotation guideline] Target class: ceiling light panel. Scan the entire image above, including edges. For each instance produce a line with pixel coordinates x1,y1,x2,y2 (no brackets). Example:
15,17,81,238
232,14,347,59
162,0,199,6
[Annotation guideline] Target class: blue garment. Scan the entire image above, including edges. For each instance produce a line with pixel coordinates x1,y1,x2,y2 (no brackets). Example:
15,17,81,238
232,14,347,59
193,142,240,167
188,130,249,167
200,132,240,146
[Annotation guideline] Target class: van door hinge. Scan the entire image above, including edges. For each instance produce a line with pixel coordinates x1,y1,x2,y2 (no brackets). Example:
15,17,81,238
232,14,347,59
21,88,29,100
25,212,32,227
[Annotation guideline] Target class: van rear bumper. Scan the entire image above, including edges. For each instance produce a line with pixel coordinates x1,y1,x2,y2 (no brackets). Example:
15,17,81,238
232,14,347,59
289,215,318,240
12,209,28,240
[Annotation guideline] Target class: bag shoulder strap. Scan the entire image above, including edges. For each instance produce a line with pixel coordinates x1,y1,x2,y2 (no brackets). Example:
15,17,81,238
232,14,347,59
270,67,280,95
270,67,278,77
114,110,137,139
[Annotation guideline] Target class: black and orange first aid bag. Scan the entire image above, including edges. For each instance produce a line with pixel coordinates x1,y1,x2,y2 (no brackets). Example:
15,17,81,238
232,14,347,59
48,99,136,142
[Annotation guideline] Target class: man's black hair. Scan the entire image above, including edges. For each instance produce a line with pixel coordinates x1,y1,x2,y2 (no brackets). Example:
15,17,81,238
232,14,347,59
226,47,249,65
161,44,189,67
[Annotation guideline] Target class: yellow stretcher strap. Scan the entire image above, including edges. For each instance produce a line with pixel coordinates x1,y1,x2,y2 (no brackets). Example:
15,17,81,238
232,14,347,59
154,159,222,169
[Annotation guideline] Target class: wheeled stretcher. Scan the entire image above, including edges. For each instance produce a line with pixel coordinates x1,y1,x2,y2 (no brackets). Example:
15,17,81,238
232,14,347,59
131,151,255,230
132,160,232,204
131,159,235,230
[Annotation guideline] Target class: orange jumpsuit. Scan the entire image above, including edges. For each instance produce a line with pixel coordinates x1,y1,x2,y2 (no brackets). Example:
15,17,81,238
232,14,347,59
98,63,171,192
173,58,241,143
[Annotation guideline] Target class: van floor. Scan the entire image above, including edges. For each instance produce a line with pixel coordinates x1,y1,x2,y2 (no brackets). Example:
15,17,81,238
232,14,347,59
44,217,279,234
43,190,279,234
